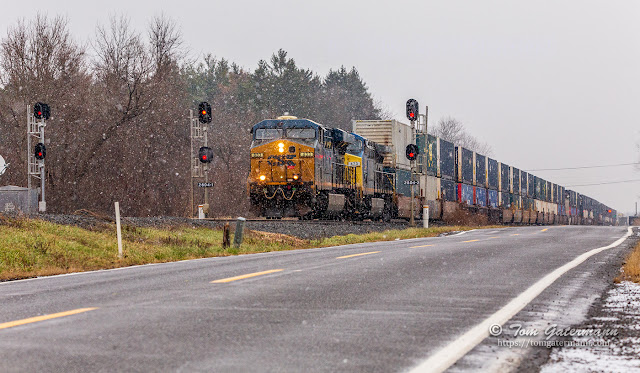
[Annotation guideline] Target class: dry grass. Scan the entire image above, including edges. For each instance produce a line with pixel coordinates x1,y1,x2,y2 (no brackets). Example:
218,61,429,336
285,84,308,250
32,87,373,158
0,215,481,281
616,240,640,283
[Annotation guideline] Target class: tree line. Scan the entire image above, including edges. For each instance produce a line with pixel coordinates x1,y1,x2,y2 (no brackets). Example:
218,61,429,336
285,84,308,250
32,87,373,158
0,15,383,216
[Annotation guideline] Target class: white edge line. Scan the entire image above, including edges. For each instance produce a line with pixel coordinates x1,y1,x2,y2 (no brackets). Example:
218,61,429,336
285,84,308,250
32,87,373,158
450,229,476,237
408,226,634,373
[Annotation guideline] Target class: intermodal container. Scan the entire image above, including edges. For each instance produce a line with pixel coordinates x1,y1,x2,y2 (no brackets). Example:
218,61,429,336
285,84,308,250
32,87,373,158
512,167,520,194
441,179,457,201
457,183,474,205
520,171,528,197
510,193,521,209
424,135,438,176
487,158,499,190
456,147,474,184
488,189,498,208
440,139,455,180
499,191,510,208
475,187,487,207
352,120,412,170
475,153,487,187
499,163,510,192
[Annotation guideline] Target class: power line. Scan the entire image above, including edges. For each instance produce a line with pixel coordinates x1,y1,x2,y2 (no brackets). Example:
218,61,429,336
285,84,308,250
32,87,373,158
525,162,640,172
565,179,640,187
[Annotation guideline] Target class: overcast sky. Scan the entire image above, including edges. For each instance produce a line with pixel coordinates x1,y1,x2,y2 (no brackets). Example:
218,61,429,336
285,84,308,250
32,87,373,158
3,0,639,214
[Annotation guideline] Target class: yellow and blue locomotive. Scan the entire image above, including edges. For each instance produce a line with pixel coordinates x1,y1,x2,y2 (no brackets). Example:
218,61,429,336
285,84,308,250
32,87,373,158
248,116,395,219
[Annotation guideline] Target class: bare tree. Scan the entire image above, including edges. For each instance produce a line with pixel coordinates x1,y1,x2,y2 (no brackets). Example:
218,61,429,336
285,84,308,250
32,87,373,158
0,15,90,211
431,116,493,156
148,14,183,76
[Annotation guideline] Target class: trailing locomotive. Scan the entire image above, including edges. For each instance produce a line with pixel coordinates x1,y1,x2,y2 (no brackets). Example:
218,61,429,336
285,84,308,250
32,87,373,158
248,116,617,225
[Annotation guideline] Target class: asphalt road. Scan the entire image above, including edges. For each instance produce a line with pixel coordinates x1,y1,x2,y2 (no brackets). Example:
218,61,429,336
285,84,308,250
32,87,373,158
0,226,636,372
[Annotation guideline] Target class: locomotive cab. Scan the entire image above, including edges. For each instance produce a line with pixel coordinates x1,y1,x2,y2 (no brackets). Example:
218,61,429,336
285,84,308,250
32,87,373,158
248,117,325,218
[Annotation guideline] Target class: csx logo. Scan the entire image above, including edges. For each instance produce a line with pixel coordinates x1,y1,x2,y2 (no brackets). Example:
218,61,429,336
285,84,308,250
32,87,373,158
267,155,295,167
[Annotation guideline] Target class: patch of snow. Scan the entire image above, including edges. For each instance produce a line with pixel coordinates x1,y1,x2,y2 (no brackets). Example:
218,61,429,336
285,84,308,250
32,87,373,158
541,281,640,372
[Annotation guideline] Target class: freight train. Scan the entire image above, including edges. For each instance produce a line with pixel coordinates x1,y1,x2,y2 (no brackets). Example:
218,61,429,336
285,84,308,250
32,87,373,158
248,116,617,225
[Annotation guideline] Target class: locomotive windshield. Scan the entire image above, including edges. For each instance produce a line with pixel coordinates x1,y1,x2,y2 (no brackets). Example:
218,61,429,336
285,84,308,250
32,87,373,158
255,128,282,140
285,128,316,139
346,139,363,154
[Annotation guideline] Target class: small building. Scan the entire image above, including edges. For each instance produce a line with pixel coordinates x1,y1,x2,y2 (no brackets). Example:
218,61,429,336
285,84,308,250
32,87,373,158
0,186,38,214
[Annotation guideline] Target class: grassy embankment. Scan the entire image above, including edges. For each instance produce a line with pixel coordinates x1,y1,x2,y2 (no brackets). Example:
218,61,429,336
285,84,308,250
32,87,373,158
0,216,474,281
617,239,640,284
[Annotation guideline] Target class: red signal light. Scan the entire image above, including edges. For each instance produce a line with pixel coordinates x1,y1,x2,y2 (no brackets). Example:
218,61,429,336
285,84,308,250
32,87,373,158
409,152,414,158
201,155,207,161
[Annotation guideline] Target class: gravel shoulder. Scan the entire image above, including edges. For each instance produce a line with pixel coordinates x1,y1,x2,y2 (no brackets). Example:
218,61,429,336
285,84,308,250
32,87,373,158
36,213,417,239
540,229,640,373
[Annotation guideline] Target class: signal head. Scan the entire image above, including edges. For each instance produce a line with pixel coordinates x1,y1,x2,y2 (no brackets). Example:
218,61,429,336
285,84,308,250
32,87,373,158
198,102,212,124
34,143,46,160
34,102,43,119
198,146,213,163
405,144,418,161
406,99,419,122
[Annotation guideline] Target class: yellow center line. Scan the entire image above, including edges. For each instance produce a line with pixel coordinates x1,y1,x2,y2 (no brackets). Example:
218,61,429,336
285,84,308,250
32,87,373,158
489,236,500,239
211,269,284,283
0,308,98,331
336,251,381,259
511,234,520,236
541,228,549,232
410,244,435,248
462,239,480,243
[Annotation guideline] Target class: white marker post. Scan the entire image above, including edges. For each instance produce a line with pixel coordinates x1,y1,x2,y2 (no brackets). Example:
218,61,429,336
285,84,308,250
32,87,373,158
423,204,429,228
115,202,123,259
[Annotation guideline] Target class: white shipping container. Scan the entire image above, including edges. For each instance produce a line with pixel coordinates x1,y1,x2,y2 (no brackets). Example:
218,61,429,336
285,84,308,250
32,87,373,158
420,175,440,202
352,120,414,171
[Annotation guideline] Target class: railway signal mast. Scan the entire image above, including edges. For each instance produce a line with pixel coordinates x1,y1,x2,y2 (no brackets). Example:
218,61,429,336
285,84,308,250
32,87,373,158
190,102,213,218
27,102,50,213
406,99,419,227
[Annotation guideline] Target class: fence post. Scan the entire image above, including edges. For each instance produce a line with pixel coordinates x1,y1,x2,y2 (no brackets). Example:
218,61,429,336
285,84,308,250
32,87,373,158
222,222,230,249
233,217,246,248
115,202,123,259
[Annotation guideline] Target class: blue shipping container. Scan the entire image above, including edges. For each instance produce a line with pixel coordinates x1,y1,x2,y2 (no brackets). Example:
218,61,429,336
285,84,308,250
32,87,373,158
488,189,498,208
441,179,457,201
457,183,474,205
475,187,487,207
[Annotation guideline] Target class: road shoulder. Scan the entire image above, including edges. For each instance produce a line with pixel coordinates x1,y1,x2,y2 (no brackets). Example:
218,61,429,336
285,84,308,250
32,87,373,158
448,228,639,372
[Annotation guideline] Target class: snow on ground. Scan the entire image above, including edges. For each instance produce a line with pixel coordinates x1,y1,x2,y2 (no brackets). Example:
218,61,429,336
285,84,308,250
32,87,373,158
541,281,640,372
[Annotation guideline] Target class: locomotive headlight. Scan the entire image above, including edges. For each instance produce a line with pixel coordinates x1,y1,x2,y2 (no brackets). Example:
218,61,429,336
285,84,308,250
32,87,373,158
293,175,299,180
251,152,264,158
300,152,314,157
278,142,285,153
259,175,266,181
